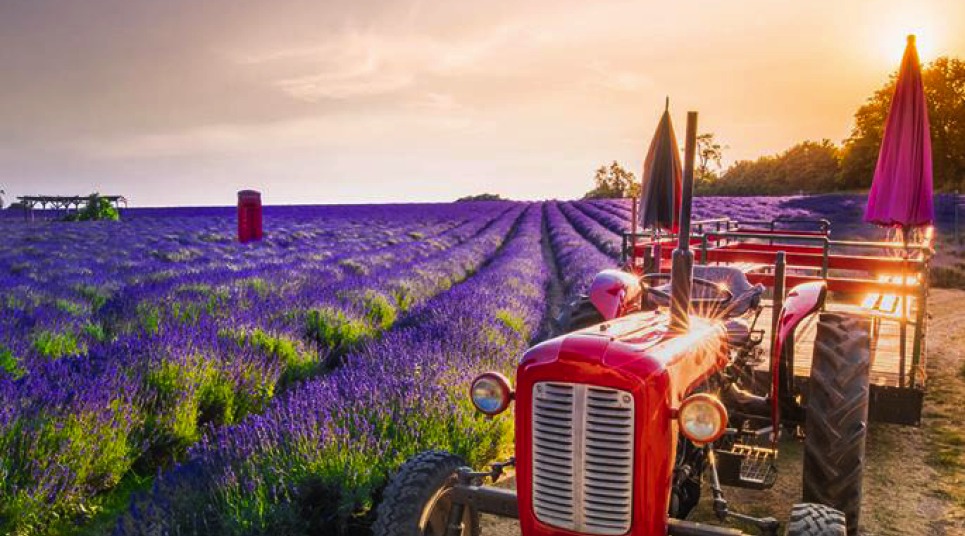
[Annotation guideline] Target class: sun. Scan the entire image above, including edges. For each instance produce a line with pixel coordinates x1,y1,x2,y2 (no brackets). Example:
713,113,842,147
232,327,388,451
874,11,943,66
881,32,938,65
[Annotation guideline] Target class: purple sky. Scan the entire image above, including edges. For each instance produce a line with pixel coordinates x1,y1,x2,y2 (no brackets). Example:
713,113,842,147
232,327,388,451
1,0,962,206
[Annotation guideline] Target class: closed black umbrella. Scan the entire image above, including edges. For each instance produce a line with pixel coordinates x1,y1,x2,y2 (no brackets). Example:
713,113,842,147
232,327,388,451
639,99,683,233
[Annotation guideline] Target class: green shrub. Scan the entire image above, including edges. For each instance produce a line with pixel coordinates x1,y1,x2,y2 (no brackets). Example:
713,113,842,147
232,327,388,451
340,290,398,331
61,193,120,222
0,404,139,534
0,347,25,379
305,307,374,354
134,303,161,335
495,309,526,337
55,299,87,317
198,372,237,427
83,321,108,343
145,359,207,450
32,330,82,359
224,328,317,385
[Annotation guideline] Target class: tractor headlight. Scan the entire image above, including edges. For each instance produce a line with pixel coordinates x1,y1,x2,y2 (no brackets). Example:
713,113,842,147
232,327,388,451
470,372,513,416
678,393,728,445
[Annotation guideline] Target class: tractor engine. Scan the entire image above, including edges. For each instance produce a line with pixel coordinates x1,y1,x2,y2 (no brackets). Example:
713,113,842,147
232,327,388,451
513,312,729,536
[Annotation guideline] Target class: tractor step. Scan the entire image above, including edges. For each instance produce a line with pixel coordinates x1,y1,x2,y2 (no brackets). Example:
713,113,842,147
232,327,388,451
715,444,777,490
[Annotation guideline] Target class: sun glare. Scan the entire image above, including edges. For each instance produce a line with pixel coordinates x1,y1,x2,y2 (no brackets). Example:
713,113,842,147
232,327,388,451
874,11,943,65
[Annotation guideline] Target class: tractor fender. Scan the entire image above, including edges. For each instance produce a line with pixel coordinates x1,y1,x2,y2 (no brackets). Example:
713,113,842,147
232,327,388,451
770,281,827,436
587,269,643,321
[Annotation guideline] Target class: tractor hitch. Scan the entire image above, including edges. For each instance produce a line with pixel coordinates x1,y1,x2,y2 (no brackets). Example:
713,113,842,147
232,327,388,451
448,462,520,523
706,447,780,536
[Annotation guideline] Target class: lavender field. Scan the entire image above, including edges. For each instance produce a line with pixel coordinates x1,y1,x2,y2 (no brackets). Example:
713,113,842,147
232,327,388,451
0,194,959,535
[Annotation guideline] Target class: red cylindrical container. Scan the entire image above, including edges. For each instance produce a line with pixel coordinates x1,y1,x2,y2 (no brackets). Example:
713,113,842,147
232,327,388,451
237,190,263,243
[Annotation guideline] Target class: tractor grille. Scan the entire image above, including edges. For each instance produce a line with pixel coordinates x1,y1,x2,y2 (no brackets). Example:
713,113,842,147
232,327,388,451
532,382,634,535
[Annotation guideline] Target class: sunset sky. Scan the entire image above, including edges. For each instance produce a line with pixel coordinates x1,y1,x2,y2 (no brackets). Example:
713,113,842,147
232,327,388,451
1,0,963,206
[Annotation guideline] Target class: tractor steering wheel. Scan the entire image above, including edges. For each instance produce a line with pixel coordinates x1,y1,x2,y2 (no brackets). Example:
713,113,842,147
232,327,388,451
641,273,734,310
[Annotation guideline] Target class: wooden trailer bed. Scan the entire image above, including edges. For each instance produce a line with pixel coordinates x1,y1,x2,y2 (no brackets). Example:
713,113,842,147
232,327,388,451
753,299,921,389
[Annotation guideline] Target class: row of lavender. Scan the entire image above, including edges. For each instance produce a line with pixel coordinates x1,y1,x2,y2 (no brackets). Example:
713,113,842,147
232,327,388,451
0,202,534,534
591,194,962,238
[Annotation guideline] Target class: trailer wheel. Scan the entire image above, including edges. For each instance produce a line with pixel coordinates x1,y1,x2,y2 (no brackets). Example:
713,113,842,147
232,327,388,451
558,295,604,333
373,450,480,536
785,503,847,536
803,313,870,536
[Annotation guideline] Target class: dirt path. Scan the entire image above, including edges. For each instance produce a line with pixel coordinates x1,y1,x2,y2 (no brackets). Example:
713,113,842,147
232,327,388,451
535,203,566,341
481,289,965,535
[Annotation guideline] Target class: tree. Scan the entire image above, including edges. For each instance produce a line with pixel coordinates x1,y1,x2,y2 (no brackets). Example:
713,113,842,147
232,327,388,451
703,140,840,195
841,56,965,191
583,161,639,199
0,188,4,210
62,193,120,221
455,193,506,202
696,133,725,190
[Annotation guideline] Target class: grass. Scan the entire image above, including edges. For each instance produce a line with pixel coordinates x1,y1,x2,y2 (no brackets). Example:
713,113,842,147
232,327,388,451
922,304,965,513
0,406,140,535
47,472,155,536
305,307,375,355
0,346,25,379
56,299,88,317
223,327,316,385
32,330,83,359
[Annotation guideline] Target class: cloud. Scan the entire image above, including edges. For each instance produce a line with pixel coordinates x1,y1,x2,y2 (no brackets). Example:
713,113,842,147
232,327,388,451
236,25,526,102
74,108,485,160
276,71,414,101
587,61,654,92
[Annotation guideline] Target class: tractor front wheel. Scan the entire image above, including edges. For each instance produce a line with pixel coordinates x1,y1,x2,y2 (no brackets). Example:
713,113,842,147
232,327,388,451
803,313,871,536
373,450,480,536
785,503,847,536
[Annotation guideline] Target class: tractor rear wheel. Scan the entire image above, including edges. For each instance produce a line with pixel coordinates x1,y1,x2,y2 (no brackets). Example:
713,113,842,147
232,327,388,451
558,295,603,333
785,503,847,536
803,313,870,536
373,450,480,536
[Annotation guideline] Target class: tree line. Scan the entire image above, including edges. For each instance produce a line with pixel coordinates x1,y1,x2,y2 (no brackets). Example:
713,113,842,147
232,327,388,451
587,56,965,197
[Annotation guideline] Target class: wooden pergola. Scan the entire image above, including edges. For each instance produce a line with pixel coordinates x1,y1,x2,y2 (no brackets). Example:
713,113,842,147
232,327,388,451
17,195,127,221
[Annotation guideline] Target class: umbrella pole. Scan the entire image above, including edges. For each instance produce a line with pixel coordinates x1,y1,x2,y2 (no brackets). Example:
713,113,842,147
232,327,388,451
899,224,909,387
669,111,698,334
630,197,638,272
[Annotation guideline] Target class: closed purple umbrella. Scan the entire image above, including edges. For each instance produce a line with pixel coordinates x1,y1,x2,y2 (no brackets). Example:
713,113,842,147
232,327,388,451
864,35,934,231
639,99,683,233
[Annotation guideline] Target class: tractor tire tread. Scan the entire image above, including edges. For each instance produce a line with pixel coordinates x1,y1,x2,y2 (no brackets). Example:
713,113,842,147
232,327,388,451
803,313,870,536
785,503,847,536
373,450,480,536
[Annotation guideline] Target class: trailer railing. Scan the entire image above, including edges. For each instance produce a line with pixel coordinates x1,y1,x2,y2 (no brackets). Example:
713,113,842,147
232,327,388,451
621,218,934,390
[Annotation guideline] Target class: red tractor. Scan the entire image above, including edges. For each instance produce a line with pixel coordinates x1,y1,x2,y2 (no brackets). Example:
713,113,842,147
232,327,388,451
374,113,933,536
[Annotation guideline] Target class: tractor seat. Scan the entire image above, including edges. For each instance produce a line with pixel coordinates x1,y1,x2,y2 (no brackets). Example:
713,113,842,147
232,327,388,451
648,265,764,319
725,319,751,347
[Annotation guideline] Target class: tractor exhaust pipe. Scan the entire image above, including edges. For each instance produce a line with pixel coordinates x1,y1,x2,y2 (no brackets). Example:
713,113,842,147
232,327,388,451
669,111,698,334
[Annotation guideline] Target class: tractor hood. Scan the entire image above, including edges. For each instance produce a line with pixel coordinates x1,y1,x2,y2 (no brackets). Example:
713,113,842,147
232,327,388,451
514,311,729,536
525,311,729,402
